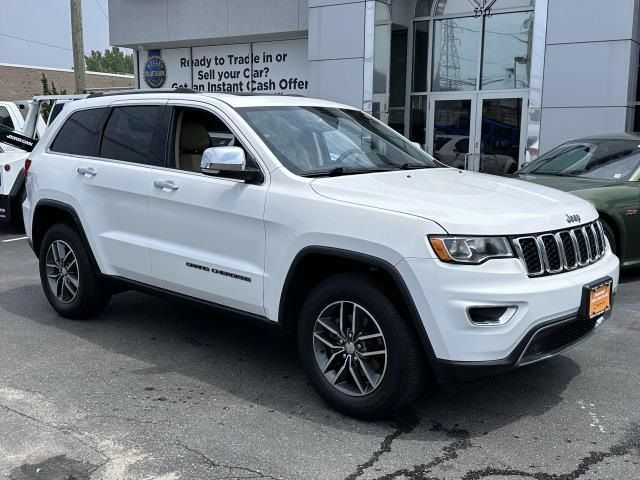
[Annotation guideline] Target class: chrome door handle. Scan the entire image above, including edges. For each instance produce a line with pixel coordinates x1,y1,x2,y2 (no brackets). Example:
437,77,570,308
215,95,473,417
154,180,179,191
77,166,97,177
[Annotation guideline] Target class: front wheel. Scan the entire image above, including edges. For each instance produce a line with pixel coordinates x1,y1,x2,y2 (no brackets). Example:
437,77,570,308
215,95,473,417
297,273,426,419
39,224,111,319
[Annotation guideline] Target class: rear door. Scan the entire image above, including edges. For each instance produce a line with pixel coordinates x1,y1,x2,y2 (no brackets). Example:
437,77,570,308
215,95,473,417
146,101,268,315
67,101,168,281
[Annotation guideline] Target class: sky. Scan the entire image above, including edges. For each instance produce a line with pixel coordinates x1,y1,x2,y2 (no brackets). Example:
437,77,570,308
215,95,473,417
0,0,112,69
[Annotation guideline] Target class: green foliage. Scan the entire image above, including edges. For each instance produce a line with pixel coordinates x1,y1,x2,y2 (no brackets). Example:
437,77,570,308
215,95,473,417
40,73,67,122
84,47,134,74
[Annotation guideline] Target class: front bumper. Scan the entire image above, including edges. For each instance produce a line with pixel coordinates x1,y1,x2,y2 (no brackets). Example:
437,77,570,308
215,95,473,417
432,308,611,383
396,251,619,369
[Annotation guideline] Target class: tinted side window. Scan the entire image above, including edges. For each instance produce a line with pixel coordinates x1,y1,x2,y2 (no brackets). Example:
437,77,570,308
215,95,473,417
0,106,14,129
171,107,258,172
100,106,166,166
50,108,106,156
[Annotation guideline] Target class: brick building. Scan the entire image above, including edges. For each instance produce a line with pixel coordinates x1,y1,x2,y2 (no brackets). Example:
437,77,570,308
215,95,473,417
1,63,134,101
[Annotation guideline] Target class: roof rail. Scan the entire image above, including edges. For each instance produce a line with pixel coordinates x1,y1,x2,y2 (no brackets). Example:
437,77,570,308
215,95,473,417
87,88,198,98
31,94,88,101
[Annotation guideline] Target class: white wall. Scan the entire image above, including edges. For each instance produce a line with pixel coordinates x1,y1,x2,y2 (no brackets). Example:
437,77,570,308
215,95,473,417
308,0,391,109
540,0,639,152
108,0,309,47
308,1,367,107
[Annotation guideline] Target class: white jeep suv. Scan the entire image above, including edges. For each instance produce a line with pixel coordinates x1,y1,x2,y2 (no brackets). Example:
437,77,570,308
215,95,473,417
23,91,619,418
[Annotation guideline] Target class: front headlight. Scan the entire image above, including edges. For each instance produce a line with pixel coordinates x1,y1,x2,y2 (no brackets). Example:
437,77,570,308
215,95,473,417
428,236,513,264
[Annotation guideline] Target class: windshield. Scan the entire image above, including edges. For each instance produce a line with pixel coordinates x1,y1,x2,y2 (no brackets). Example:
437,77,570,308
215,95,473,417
519,139,640,181
238,106,435,176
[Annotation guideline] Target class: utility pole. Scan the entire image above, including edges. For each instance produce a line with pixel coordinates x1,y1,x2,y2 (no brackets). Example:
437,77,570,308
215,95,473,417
70,0,86,93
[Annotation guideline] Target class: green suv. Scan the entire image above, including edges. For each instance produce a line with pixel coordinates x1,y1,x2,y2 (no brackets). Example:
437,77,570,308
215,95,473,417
514,133,640,269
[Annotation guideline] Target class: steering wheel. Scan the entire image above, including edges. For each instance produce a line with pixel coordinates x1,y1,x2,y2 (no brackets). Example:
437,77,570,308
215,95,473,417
335,148,368,166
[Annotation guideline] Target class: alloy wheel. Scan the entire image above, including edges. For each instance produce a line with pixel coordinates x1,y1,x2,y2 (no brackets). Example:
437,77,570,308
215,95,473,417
312,301,388,397
45,240,79,304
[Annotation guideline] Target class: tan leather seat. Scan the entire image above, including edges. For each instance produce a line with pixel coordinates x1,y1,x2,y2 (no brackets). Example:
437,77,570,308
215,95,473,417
179,122,211,171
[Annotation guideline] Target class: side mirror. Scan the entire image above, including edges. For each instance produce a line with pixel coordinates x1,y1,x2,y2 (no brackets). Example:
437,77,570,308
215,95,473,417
201,146,246,173
411,142,423,151
200,146,262,183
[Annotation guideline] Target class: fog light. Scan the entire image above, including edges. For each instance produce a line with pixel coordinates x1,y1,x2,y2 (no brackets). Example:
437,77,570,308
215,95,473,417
467,306,517,326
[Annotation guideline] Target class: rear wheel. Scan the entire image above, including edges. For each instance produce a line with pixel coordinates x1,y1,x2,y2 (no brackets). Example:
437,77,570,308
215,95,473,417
297,273,425,419
39,224,111,319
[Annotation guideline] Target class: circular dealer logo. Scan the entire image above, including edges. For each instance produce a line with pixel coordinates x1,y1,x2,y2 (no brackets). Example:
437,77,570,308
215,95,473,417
143,56,166,88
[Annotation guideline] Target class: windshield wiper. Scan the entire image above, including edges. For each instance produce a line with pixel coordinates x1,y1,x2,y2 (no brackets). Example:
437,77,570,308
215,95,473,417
398,163,433,170
300,167,395,178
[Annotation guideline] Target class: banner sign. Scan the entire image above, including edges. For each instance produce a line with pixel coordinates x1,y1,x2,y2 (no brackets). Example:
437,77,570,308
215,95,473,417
191,43,252,93
139,39,309,95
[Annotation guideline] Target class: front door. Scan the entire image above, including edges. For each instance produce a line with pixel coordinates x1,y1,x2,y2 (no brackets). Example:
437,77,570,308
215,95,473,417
428,95,477,170
475,94,527,175
146,102,268,316
427,93,527,175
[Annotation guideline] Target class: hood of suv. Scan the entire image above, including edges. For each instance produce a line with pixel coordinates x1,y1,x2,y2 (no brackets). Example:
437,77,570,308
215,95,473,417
310,169,597,235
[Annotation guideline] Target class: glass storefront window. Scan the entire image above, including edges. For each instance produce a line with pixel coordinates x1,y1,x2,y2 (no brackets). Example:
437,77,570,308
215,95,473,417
414,0,435,17
481,12,533,90
409,95,427,146
388,109,405,134
479,98,523,174
433,0,534,16
492,0,535,10
432,17,481,91
433,0,476,16
412,21,429,92
373,22,391,95
390,29,408,107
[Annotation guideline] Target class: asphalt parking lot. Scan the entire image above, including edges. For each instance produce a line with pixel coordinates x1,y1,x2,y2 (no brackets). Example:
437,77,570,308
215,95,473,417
0,225,639,480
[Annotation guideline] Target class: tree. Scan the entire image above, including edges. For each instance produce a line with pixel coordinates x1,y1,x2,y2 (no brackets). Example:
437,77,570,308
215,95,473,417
84,47,134,74
40,73,67,122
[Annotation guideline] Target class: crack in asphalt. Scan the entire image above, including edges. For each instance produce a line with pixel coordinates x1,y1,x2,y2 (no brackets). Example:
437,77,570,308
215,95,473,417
175,441,283,479
344,413,473,480
346,416,639,480
370,424,472,480
0,402,109,462
460,422,640,480
345,411,422,480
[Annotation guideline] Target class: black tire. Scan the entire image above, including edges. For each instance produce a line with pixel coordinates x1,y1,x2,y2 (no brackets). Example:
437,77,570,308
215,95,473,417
10,188,26,230
39,223,111,319
297,273,426,419
600,219,618,256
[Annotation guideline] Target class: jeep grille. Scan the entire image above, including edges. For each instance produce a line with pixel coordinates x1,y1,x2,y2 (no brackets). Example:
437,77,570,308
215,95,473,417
513,221,607,277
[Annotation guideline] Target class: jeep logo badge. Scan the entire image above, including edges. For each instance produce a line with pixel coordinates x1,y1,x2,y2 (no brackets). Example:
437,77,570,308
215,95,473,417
565,214,581,224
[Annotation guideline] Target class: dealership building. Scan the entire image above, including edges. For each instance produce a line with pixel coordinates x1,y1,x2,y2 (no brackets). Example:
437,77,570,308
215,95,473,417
108,0,640,172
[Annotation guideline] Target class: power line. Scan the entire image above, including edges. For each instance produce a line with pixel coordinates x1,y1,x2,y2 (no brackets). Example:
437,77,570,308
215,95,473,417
93,0,108,20
0,32,94,56
0,32,70,52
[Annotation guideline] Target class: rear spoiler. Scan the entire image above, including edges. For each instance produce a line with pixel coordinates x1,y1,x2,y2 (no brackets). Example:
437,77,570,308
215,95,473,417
0,125,37,152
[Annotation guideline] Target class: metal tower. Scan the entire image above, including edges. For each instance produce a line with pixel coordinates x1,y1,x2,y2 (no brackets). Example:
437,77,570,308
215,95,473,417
438,19,462,90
